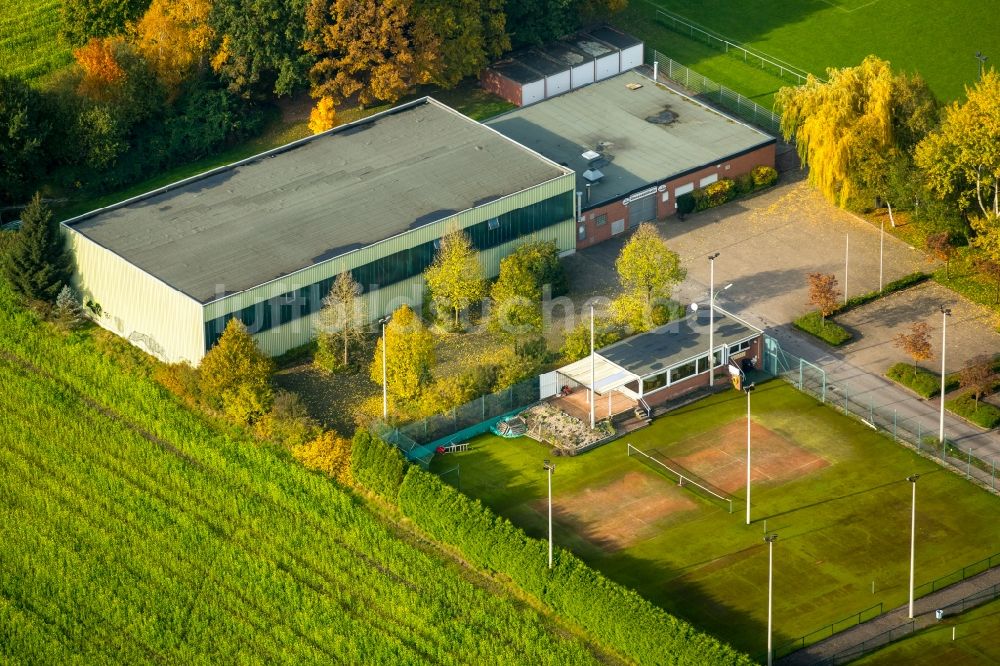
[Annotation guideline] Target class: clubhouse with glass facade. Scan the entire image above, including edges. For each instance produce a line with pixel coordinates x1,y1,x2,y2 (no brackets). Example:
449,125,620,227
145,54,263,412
64,98,576,364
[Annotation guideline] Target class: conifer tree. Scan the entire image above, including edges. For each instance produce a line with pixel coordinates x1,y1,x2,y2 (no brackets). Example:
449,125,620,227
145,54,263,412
2,194,73,305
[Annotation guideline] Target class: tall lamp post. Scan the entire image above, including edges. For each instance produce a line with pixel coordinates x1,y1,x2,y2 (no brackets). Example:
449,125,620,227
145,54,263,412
745,382,756,525
907,474,920,619
378,314,392,420
709,253,720,386
939,307,951,446
976,51,989,80
544,460,556,569
765,533,779,666
589,304,595,429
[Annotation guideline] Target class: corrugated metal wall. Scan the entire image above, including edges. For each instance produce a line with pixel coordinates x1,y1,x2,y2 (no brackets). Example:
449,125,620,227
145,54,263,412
67,229,206,363
205,172,576,358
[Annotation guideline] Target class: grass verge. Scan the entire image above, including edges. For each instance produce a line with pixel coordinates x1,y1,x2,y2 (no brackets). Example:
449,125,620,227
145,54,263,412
885,362,959,399
944,392,1000,429
794,311,852,346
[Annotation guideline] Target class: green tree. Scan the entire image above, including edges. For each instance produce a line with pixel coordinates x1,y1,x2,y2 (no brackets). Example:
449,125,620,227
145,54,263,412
916,70,1000,218
970,214,1000,302
560,316,625,363
209,0,312,98
370,304,435,403
316,270,367,369
199,318,274,423
412,0,509,89
61,0,152,45
612,223,685,332
777,56,937,208
0,76,51,205
488,240,563,342
1,194,73,305
424,229,486,328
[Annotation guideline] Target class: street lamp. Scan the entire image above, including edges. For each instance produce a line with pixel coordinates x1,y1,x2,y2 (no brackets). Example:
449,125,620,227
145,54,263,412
589,304,595,429
544,460,556,569
907,474,920,619
976,51,989,80
939,307,951,446
378,314,392,420
709,253,720,386
745,382,756,526
765,533,779,666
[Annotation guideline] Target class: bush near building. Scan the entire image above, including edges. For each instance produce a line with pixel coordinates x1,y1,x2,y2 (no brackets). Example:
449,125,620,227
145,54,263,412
945,392,1000,429
794,310,852,346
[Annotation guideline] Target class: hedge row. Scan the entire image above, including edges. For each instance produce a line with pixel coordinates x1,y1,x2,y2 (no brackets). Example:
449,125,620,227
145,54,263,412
397,464,753,665
793,311,853,346
832,272,930,316
676,165,779,215
350,429,407,501
945,392,1000,429
885,363,959,399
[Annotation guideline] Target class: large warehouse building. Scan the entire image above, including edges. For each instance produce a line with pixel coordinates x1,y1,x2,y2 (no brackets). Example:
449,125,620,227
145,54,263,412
487,70,775,248
65,98,576,364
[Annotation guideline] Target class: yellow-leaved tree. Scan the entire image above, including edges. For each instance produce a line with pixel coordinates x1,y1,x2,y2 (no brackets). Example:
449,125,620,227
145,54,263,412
424,229,486,329
776,55,936,209
612,222,685,332
308,96,337,134
134,0,214,96
293,430,353,483
370,304,435,404
199,318,274,423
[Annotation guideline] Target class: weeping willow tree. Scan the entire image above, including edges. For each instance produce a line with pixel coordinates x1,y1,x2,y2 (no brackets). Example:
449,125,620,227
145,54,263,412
776,55,937,210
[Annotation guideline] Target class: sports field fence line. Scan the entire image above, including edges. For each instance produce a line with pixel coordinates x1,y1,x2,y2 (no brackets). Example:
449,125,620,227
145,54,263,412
912,550,1000,599
652,8,818,86
627,443,734,513
763,335,1000,493
936,579,1000,619
648,49,783,135
773,602,883,659
814,620,916,666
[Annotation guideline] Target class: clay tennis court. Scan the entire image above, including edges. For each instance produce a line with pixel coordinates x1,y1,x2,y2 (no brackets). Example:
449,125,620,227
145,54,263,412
539,471,698,551
663,420,829,494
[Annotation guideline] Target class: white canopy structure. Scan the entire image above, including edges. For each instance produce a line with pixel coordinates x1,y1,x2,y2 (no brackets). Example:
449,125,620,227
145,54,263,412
556,354,637,394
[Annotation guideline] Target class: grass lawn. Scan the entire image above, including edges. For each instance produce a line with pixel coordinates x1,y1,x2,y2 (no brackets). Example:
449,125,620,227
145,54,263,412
0,0,72,83
618,0,997,103
856,597,1000,665
430,380,1000,657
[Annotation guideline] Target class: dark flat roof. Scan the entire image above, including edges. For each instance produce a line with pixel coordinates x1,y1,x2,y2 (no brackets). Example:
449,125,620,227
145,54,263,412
493,60,545,84
487,71,774,207
584,25,642,50
516,49,568,77
67,99,568,303
564,35,617,58
540,42,593,68
599,309,760,378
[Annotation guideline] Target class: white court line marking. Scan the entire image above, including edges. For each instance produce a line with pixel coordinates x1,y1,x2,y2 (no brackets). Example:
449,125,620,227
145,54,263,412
818,0,882,13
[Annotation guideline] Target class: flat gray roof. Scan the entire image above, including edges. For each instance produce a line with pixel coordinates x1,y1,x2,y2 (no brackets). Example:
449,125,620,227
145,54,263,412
598,309,759,378
67,98,568,303
584,25,642,50
486,71,774,207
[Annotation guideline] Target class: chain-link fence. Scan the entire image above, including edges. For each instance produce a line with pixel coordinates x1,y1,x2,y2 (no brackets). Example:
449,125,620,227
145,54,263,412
649,49,782,135
763,335,1000,492
817,621,915,666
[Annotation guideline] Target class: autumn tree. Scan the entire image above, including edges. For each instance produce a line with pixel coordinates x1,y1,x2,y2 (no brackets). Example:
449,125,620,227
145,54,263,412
1,194,73,305
0,76,51,205
61,0,151,44
560,316,625,363
411,0,509,89
315,270,367,369
925,231,956,278
424,229,486,329
777,56,937,209
199,318,274,423
308,96,336,134
807,272,841,321
959,355,996,408
370,304,435,403
488,240,564,343
612,223,686,332
894,321,932,375
293,430,352,483
134,0,214,96
209,0,312,98
916,70,1000,218
254,390,320,448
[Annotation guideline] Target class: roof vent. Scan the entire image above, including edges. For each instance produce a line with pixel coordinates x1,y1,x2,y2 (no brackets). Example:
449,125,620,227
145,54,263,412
645,108,677,125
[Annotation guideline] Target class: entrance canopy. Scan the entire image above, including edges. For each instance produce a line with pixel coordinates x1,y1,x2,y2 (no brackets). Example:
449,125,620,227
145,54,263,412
557,354,638,393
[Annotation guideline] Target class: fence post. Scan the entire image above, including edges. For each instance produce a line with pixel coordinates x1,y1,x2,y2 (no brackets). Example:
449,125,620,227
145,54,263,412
870,397,874,425
992,458,996,490
968,448,973,479
799,359,803,389
893,411,897,441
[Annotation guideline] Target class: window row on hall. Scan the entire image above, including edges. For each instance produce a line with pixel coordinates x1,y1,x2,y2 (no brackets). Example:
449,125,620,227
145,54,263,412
204,192,573,349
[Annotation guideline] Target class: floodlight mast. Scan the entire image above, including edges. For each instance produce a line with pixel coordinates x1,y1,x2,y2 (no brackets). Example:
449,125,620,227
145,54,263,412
765,533,779,666
378,315,392,420
939,307,951,446
708,253,720,386
745,383,756,525
907,474,920,618
543,460,556,569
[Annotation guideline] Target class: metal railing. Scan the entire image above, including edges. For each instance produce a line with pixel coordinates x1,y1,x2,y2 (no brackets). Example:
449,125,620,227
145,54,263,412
774,602,883,659
816,620,915,666
653,8,817,85
649,49,782,135
938,580,1000,618
913,551,1000,599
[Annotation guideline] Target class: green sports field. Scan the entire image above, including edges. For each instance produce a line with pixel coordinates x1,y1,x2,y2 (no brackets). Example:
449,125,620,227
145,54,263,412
430,381,1000,657
0,0,72,82
617,0,997,103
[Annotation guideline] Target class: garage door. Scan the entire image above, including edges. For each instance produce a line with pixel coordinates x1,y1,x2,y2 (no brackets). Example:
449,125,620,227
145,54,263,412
628,193,656,227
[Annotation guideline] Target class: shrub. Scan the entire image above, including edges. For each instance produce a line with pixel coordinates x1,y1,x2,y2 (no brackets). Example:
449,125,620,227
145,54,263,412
751,164,778,188
735,172,755,195
945,391,1000,428
703,178,736,208
153,361,201,405
885,362,959,398
255,390,321,449
560,316,626,362
794,311,852,346
293,430,352,483
350,429,406,501
837,272,930,314
676,192,696,217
